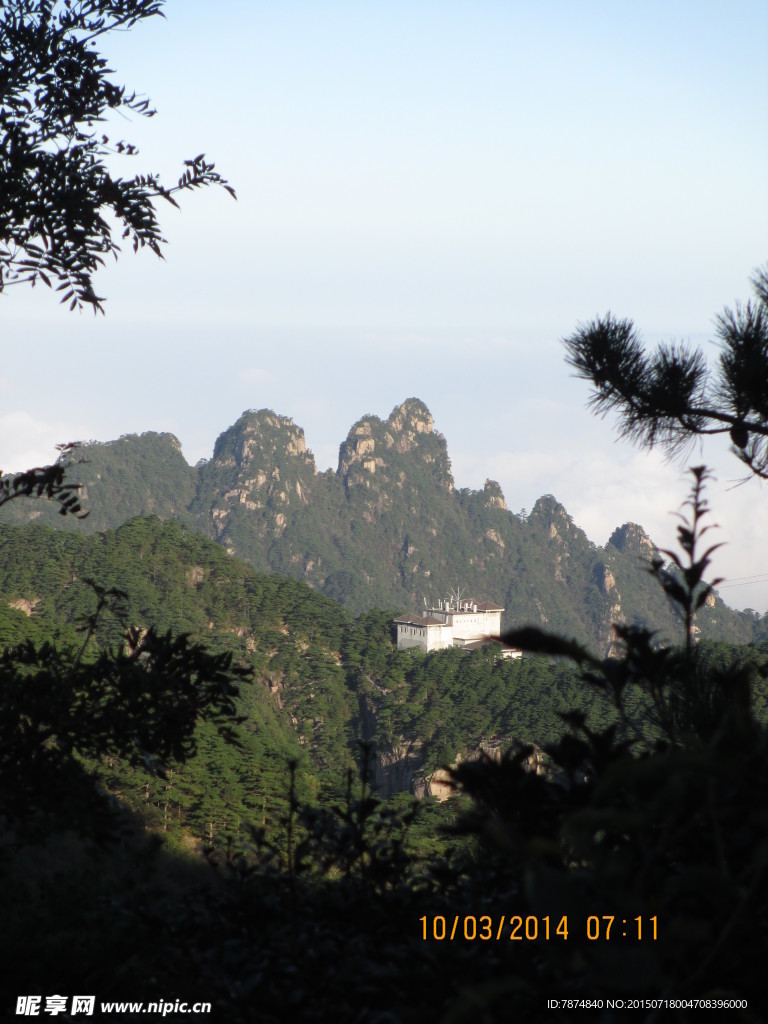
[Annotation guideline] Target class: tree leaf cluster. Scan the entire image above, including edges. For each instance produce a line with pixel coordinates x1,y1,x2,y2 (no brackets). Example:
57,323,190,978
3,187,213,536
0,0,235,311
0,440,87,517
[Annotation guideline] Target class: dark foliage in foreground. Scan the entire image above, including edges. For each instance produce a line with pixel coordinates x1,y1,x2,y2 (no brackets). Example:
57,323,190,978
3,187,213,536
0,570,248,841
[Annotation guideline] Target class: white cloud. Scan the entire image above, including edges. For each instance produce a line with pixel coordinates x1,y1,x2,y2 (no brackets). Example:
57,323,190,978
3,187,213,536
0,411,92,473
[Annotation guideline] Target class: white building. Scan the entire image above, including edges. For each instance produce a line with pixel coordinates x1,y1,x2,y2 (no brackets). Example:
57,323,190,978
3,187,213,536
394,594,521,657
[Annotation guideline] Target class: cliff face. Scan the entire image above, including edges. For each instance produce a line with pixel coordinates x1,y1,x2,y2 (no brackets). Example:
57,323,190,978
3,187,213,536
0,400,756,653
194,410,319,560
608,522,657,559
338,398,453,499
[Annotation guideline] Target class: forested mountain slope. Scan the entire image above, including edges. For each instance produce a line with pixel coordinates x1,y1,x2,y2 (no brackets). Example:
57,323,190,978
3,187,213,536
0,517,353,841
1,398,757,653
0,518,603,841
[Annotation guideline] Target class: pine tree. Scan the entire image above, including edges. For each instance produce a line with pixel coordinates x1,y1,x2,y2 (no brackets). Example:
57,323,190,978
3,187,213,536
564,265,768,478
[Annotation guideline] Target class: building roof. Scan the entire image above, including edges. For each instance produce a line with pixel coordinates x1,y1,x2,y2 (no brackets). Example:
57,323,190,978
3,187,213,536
426,600,505,613
393,614,446,627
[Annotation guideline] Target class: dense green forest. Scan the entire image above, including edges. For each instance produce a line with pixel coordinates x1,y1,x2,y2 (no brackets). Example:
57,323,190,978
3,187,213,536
0,517,605,847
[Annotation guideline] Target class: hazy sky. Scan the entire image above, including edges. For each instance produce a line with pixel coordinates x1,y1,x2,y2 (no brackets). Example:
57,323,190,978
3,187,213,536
3,1,768,610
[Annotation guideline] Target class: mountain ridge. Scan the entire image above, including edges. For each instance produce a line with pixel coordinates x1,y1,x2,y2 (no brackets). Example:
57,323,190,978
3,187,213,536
1,398,758,653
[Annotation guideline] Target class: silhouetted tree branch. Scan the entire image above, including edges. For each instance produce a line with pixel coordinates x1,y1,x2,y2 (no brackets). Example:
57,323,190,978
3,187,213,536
0,0,236,313
564,265,768,478
0,441,87,517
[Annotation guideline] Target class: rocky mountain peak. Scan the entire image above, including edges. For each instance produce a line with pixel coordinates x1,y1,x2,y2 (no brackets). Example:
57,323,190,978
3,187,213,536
482,479,507,510
337,414,385,479
212,409,315,472
387,398,434,444
337,399,453,493
608,522,656,559
530,494,571,523
200,411,318,547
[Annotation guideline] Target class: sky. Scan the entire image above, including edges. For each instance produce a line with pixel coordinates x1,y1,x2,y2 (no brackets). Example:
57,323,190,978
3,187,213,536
3,1,768,610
